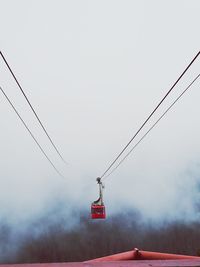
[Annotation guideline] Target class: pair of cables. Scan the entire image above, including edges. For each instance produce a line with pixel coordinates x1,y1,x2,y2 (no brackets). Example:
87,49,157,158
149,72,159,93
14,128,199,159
0,51,66,178
100,51,200,181
1,50,199,180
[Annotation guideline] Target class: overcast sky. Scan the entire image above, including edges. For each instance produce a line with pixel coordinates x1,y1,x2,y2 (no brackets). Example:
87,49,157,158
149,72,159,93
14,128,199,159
0,0,200,226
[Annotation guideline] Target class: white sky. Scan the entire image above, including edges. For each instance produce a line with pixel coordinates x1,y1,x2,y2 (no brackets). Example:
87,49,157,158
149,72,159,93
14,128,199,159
0,0,200,225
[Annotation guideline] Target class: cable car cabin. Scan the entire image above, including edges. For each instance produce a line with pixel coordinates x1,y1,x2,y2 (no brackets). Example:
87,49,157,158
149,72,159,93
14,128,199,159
91,204,106,219
91,177,106,219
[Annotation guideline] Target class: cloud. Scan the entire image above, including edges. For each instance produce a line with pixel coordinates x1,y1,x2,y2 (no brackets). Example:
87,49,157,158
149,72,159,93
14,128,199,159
0,0,200,229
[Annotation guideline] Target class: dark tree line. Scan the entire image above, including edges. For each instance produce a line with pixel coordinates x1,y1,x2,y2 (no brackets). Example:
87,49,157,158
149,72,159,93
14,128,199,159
1,210,200,263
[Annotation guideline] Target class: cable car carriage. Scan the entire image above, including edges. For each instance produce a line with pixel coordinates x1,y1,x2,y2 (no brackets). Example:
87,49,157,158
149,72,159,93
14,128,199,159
91,178,106,219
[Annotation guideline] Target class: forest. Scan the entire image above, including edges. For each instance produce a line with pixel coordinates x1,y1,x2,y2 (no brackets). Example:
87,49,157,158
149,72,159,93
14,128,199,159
0,210,200,263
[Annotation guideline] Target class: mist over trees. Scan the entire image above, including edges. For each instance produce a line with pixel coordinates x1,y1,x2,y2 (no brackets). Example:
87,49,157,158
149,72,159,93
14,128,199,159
0,210,200,263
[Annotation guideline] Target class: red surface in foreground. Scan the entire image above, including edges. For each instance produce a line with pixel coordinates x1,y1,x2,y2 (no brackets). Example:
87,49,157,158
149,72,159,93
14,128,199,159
1,260,200,267
0,249,200,266
87,248,199,262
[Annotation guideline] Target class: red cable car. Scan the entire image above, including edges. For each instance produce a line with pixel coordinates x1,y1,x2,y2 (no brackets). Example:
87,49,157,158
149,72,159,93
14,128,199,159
91,178,106,219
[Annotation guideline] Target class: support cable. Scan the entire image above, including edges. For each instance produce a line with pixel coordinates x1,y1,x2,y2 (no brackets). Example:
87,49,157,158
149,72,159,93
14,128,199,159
0,86,65,178
103,73,200,180
0,51,67,165
100,51,200,179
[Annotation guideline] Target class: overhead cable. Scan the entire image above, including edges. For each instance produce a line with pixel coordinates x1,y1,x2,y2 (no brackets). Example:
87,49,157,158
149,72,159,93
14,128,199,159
103,73,200,180
100,51,200,179
0,51,67,165
0,86,65,178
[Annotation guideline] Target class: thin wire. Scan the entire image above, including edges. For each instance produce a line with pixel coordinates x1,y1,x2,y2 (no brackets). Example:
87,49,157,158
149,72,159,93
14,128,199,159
0,51,67,165
103,73,200,180
0,86,65,179
100,51,200,179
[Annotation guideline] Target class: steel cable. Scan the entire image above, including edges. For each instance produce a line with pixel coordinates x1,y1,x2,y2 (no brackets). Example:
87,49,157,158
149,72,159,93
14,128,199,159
100,51,200,179
103,73,200,180
0,51,67,165
0,86,65,178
